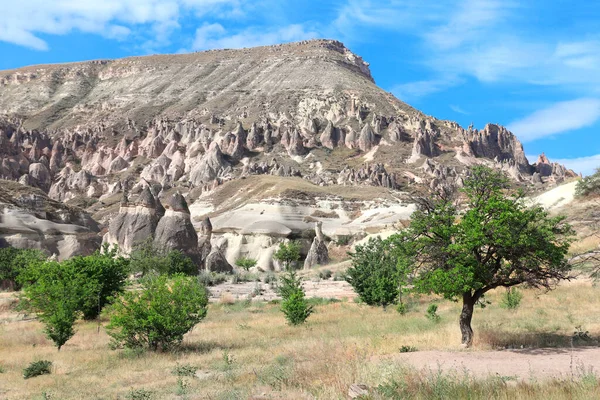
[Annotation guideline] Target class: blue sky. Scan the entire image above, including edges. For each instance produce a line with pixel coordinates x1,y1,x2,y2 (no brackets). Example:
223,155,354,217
1,0,599,175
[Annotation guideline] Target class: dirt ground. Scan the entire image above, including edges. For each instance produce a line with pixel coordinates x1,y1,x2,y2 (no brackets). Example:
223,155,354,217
391,347,600,381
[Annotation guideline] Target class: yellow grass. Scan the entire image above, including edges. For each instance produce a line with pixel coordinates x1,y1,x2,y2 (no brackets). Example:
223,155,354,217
1,280,600,399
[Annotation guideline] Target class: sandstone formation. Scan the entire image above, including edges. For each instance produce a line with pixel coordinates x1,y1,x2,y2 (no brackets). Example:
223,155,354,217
304,221,329,269
0,180,100,260
153,192,200,263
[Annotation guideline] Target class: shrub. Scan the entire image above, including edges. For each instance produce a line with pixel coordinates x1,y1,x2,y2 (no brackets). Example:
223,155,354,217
18,261,86,349
399,345,418,353
318,269,332,280
346,237,408,307
273,241,301,271
129,239,196,277
332,271,346,281
126,388,154,400
396,302,408,315
0,247,45,291
198,271,228,286
278,270,313,325
23,360,52,379
171,362,197,377
426,304,441,323
62,245,130,320
575,168,600,197
235,257,257,271
107,274,208,351
501,288,523,310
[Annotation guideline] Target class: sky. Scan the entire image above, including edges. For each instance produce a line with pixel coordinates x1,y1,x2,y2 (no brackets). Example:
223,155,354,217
0,0,599,175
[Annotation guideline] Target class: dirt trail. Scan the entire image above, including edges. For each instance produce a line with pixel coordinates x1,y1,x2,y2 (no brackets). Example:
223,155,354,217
392,347,600,381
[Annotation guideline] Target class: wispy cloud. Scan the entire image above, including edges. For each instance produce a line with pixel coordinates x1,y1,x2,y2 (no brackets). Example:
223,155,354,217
507,98,600,142
390,76,463,102
0,0,244,51
449,105,469,115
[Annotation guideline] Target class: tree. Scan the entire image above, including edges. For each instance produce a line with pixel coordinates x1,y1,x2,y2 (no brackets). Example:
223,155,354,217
64,245,130,320
0,247,45,291
107,274,208,351
405,166,574,346
278,269,313,325
19,261,86,350
273,241,301,271
575,167,600,197
346,236,408,307
235,257,257,271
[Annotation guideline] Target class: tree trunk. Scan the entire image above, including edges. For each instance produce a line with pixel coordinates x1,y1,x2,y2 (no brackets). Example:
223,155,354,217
460,293,475,347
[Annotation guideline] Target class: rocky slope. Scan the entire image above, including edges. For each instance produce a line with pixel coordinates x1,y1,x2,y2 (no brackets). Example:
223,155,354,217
0,39,579,269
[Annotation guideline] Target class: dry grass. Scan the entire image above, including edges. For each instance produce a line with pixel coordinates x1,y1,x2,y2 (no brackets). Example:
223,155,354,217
1,280,600,399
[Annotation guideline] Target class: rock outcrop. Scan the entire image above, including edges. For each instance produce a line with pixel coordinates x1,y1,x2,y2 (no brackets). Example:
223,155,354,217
304,221,329,269
153,192,200,263
0,180,100,260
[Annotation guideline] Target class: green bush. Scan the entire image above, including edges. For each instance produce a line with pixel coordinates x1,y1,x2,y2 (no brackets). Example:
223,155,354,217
126,388,154,400
198,271,228,286
129,239,196,276
62,245,130,320
501,288,523,310
346,237,408,307
426,304,441,323
171,362,197,377
18,260,88,349
273,242,301,271
278,270,312,325
23,360,52,379
235,257,257,271
19,246,129,321
107,274,208,351
575,168,600,197
0,247,45,291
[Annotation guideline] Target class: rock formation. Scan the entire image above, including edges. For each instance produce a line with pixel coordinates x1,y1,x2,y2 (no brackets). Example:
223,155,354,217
153,192,200,262
304,221,329,269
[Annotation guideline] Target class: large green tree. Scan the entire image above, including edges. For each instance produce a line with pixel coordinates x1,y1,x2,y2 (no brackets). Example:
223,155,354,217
406,166,574,346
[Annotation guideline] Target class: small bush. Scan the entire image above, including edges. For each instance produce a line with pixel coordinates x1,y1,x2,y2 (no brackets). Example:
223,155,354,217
171,362,197,377
279,270,313,325
426,304,441,323
126,388,153,400
198,271,228,286
332,271,346,281
0,247,45,291
346,237,408,307
129,239,196,277
335,235,351,246
235,257,257,271
107,275,208,351
501,288,523,310
575,168,600,197
399,345,418,353
318,269,332,280
263,272,277,284
273,242,301,271
23,360,52,379
396,302,408,315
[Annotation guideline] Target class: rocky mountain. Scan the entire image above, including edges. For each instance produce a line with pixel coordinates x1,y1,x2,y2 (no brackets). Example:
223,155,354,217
0,39,579,269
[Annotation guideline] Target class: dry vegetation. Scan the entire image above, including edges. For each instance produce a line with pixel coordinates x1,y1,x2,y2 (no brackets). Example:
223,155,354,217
1,279,600,399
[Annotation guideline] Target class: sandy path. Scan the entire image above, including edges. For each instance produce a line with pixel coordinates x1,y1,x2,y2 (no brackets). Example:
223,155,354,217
392,347,600,380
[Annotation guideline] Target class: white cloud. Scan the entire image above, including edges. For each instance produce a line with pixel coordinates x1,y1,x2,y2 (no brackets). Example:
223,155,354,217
0,0,242,51
507,98,600,142
390,76,463,101
191,23,317,51
449,105,469,115
552,154,600,177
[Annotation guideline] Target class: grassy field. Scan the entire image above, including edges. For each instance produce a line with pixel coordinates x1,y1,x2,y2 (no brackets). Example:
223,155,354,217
1,280,600,399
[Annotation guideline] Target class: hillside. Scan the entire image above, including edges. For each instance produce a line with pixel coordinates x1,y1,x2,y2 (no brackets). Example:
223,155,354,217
0,39,579,261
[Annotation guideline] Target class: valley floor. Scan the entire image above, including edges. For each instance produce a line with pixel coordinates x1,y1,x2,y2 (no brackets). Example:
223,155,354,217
1,279,600,399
